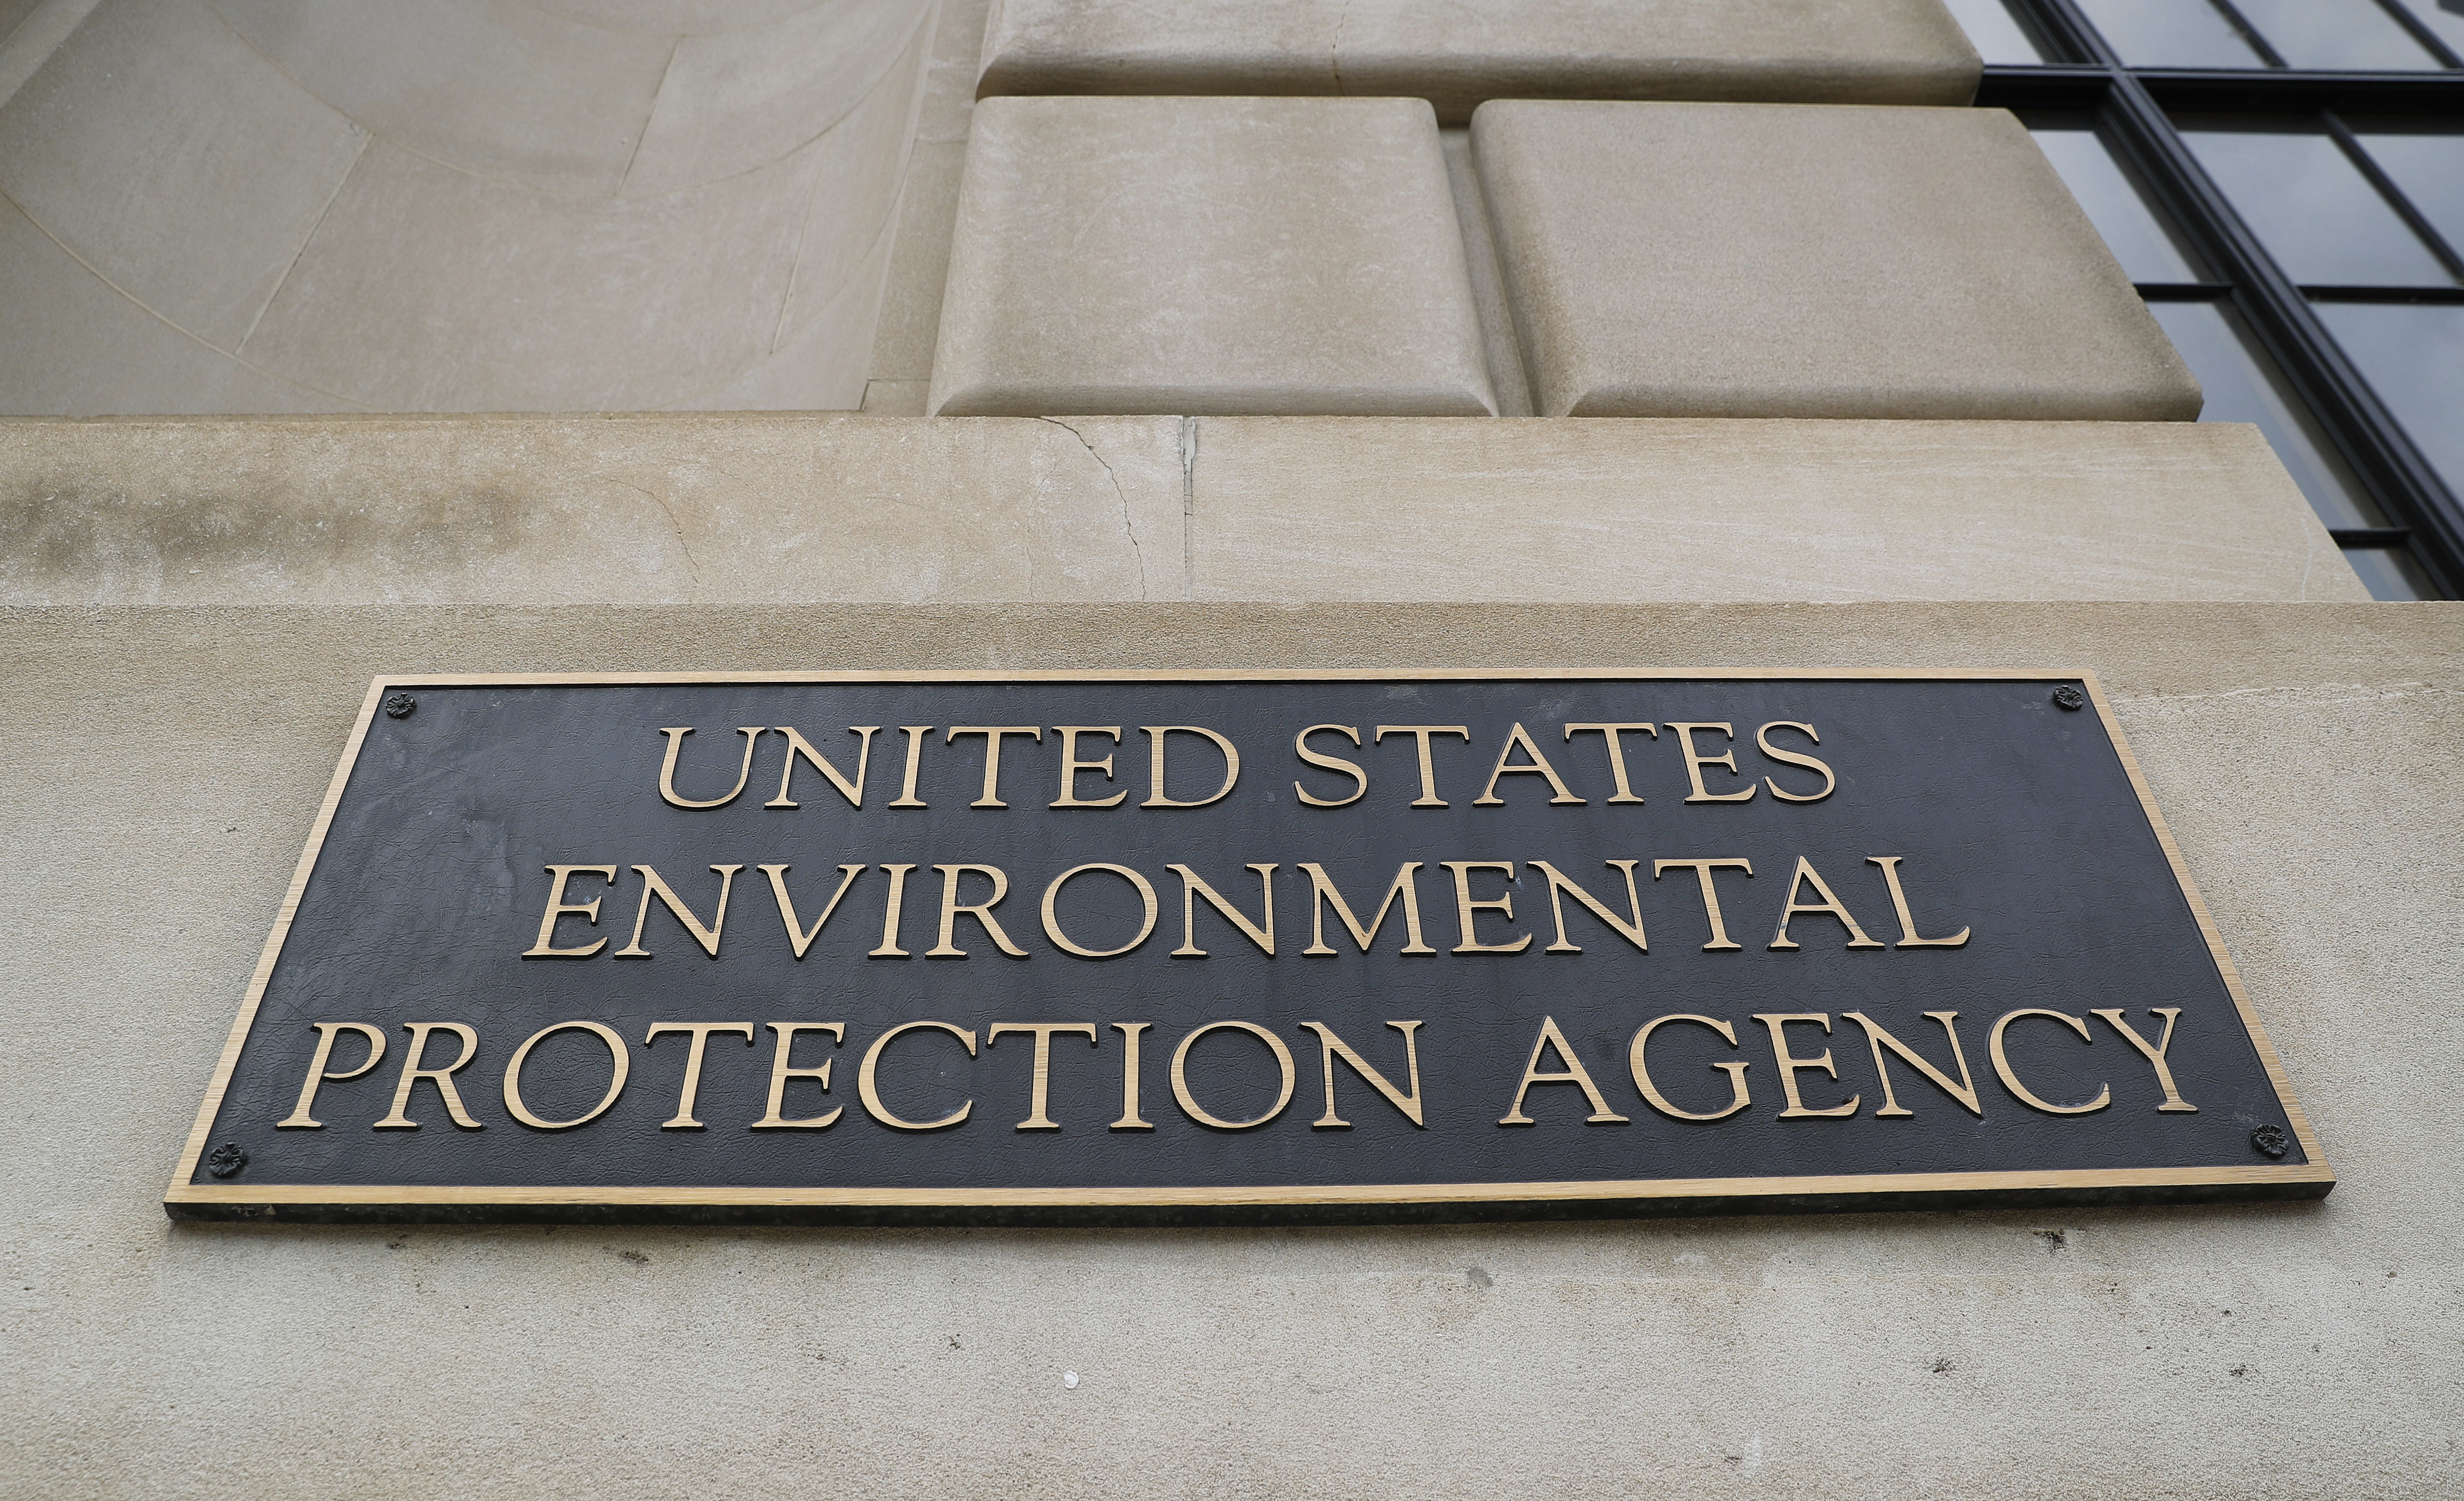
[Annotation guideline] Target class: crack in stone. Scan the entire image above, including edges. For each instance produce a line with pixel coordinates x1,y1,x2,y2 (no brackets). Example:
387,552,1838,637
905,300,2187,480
594,473,702,594
1179,414,1198,596
1034,416,1147,600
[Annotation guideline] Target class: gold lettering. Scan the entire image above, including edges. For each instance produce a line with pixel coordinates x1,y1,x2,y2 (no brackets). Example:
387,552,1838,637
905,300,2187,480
1168,863,1277,957
1756,721,1836,802
1768,856,1885,950
1374,725,1470,807
1530,859,1647,954
1842,1011,1982,1118
1170,1021,1296,1130
1628,1014,1750,1121
766,725,879,808
613,863,743,959
374,1022,483,1130
1653,858,1753,951
1444,860,1531,954
656,725,763,809
1867,856,1971,948
1050,726,1128,808
1292,724,1367,808
1562,723,1657,804
870,863,916,958
858,1021,977,1130
1110,1022,1154,1130
1988,1009,2111,1115
644,1022,755,1129
1752,1013,1860,1119
927,863,1031,958
889,725,931,808
986,1023,1100,1130
501,1021,629,1131
276,1022,386,1128
1298,861,1435,955
760,863,864,959
1473,722,1586,806
946,725,1043,808
1666,722,1757,803
1300,1020,1426,1128
522,864,619,958
751,1022,847,1129
1499,1015,1627,1124
1041,863,1160,958
1143,725,1242,808
2089,1008,2198,1111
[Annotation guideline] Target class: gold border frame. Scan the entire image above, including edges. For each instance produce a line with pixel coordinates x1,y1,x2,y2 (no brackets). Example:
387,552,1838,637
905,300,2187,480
166,668,2334,1215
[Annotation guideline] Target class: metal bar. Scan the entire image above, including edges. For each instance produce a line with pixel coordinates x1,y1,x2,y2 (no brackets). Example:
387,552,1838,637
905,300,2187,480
2320,109,2464,281
2330,527,2414,547
2367,0,2464,69
1977,65,2111,109
2133,282,2236,300
2203,0,2292,68
2132,69,2464,111
2299,284,2464,303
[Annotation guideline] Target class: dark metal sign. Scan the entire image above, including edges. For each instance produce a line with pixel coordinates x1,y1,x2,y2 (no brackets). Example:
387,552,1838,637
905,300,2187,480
169,671,2330,1224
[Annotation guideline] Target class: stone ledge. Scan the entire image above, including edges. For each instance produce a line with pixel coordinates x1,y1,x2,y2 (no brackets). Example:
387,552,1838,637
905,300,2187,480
975,0,1982,124
0,413,2365,604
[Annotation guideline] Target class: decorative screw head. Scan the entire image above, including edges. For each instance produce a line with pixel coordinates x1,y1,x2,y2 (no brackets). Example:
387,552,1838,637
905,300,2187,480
2051,685,2088,712
206,1142,248,1178
383,692,417,720
2250,1124,2291,1159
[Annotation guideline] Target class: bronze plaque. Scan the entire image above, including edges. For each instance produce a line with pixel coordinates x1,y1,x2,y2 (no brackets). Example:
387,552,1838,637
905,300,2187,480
168,671,2330,1224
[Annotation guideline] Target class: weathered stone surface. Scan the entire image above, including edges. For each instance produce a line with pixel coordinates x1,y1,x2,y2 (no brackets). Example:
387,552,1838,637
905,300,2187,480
0,414,2366,603
927,96,1495,418
1184,417,2365,603
0,0,369,351
0,600,2455,1499
0,414,1183,604
976,0,1981,123
1473,101,2202,420
0,0,931,415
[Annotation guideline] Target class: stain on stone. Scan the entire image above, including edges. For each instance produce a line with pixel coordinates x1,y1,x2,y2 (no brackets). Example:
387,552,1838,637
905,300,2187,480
1931,1357,1954,1374
611,1248,648,1265
1466,1266,1492,1291
0,470,539,597
2035,1229,2067,1252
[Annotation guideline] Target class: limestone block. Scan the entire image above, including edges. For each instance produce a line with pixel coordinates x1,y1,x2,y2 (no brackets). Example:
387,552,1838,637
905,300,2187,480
0,198,348,415
523,0,833,31
1472,101,2203,421
619,0,930,197
237,139,818,411
1185,417,2365,603
0,0,368,350
0,414,2365,604
917,0,994,143
868,139,967,383
209,0,673,196
976,0,1980,123
0,414,1183,603
770,24,930,341
671,210,894,410
928,96,1494,417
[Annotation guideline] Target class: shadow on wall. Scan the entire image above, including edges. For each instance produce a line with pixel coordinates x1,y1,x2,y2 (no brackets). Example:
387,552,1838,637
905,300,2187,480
0,0,935,415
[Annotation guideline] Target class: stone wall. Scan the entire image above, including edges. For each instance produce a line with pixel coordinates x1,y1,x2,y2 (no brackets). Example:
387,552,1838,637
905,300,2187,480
1,601,2455,1499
